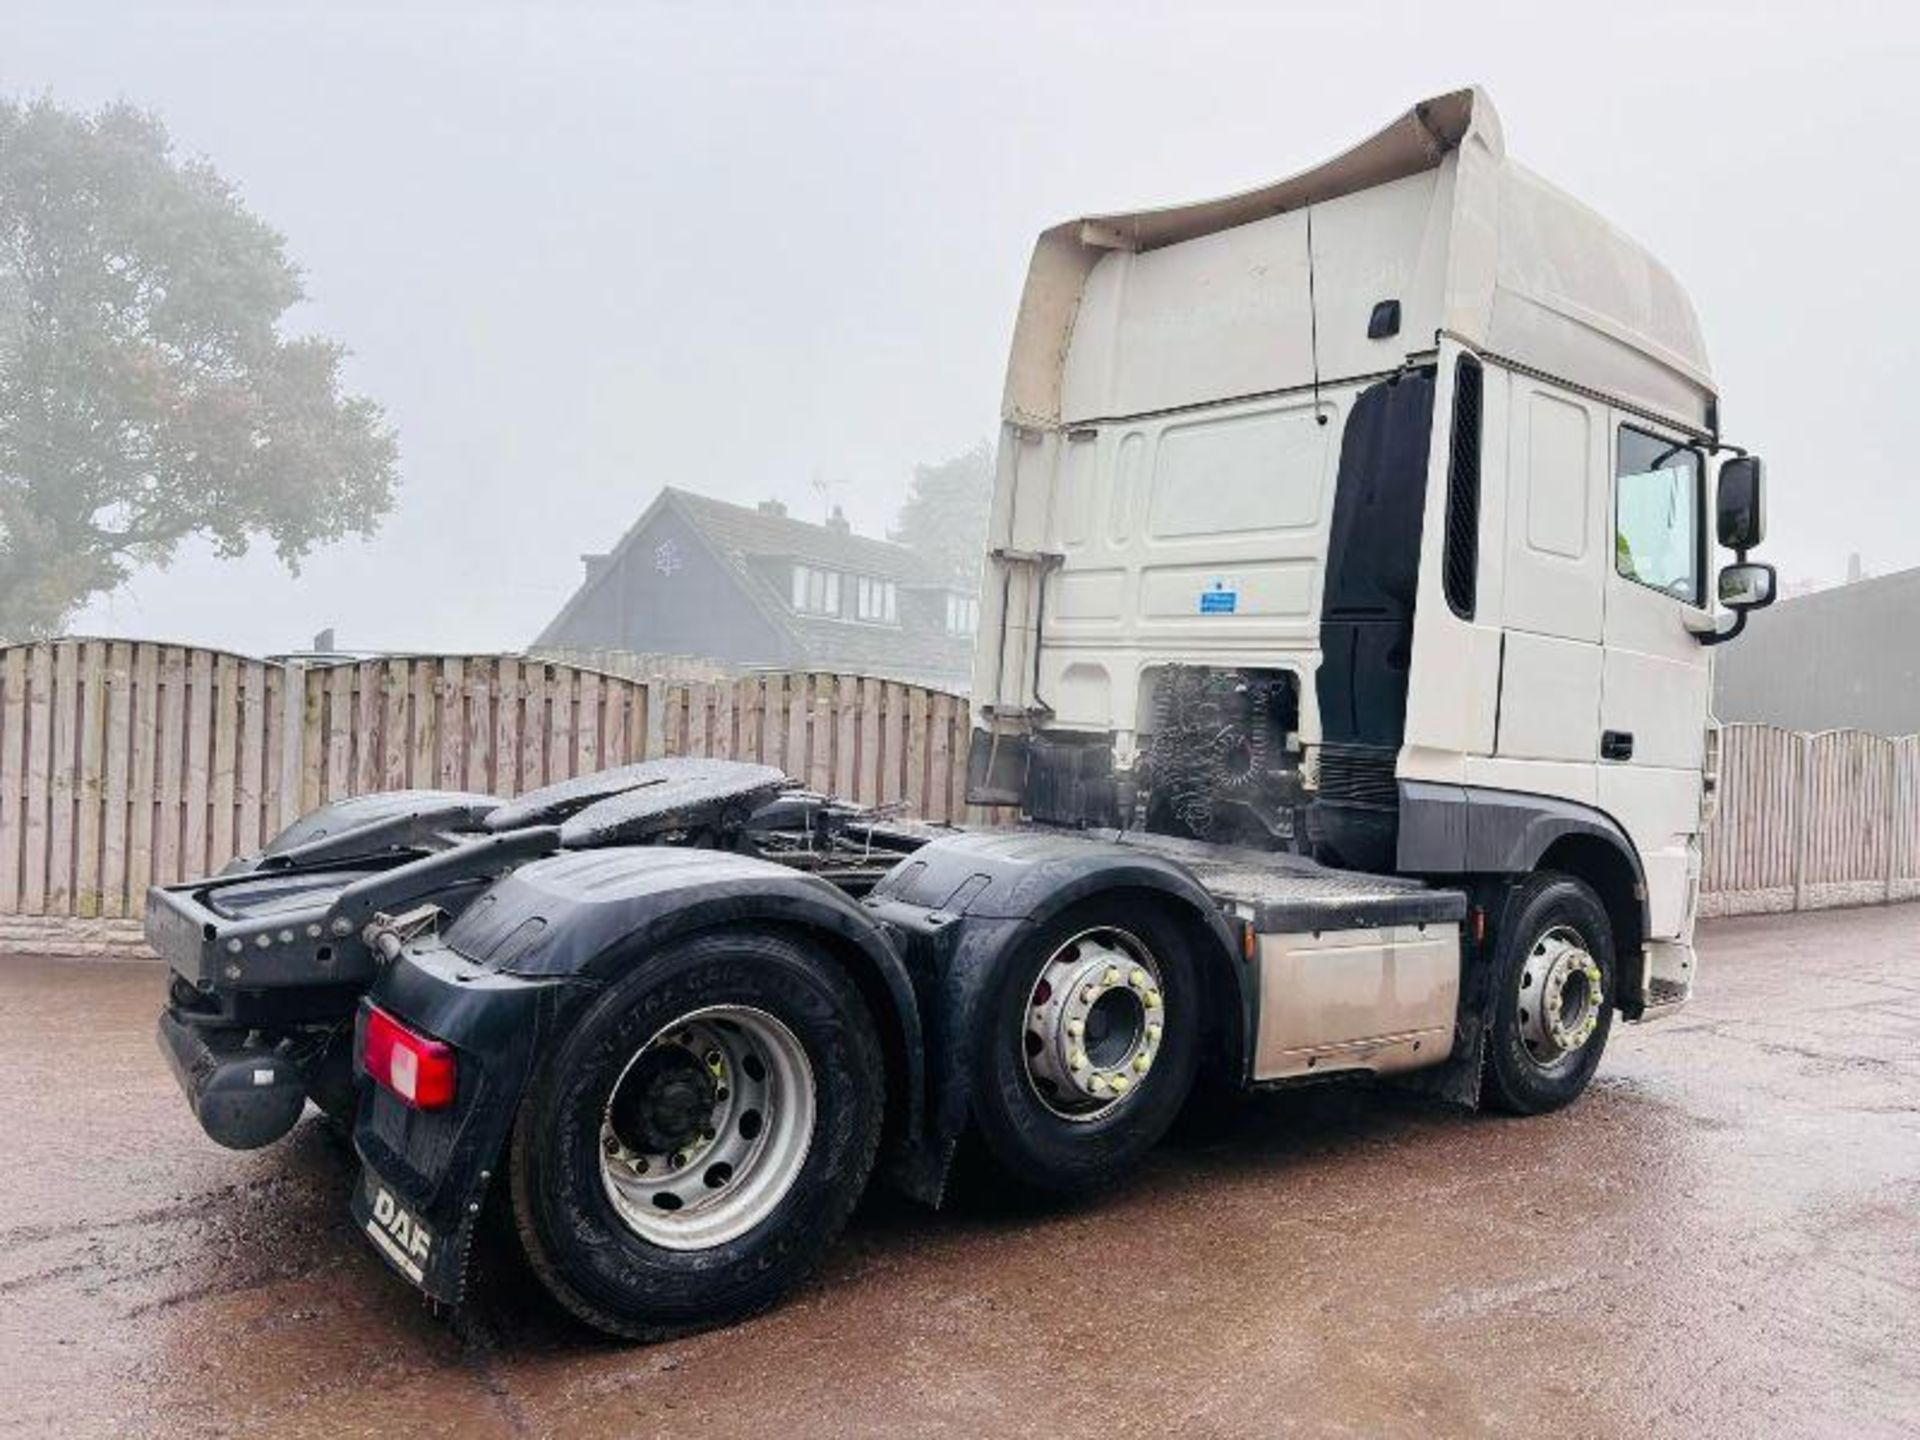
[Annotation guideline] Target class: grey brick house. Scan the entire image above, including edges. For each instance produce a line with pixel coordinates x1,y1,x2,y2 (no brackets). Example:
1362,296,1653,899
534,488,978,693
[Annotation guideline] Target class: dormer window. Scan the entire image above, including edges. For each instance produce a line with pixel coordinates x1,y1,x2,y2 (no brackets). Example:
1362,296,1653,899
791,564,841,615
945,592,979,635
855,576,898,623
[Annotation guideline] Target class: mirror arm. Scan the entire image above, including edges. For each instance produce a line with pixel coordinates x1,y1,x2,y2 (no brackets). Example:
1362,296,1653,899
1687,608,1748,647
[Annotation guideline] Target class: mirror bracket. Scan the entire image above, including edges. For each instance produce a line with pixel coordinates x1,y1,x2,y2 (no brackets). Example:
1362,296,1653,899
1686,609,1749,647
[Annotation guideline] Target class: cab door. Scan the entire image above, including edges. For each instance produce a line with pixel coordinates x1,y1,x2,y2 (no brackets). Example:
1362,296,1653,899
1491,375,1609,790
1598,418,1712,938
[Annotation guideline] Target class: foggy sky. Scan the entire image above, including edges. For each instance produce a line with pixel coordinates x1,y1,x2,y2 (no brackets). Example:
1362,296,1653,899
6,0,1914,656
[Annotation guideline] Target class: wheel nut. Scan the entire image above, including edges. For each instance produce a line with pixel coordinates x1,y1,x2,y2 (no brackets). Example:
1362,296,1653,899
1067,1019,1084,1037
1110,1073,1131,1093
1088,1075,1108,1094
1070,1049,1088,1069
706,1050,723,1070
1143,990,1162,1010
1133,1054,1150,1073
1081,985,1098,1004
671,1151,687,1169
1130,968,1147,988
1104,966,1120,985
1147,1023,1162,1042
603,1135,620,1155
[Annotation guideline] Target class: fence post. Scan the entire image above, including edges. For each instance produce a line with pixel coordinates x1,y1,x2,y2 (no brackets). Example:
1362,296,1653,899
645,679,665,761
278,658,307,832
1790,731,1810,912
1886,742,1902,904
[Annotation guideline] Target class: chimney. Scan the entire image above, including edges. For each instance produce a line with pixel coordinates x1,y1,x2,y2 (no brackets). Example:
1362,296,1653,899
826,504,851,536
1846,552,1864,585
757,498,788,518
581,552,611,581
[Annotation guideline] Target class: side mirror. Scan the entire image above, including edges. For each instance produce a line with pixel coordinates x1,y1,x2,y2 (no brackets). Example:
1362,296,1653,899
1718,561,1775,611
1688,560,1778,646
1717,455,1765,551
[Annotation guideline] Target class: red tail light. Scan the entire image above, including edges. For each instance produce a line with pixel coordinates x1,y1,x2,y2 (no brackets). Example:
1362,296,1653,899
363,1006,457,1110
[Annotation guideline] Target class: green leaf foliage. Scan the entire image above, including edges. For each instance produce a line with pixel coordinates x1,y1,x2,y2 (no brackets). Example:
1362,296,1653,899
0,97,398,638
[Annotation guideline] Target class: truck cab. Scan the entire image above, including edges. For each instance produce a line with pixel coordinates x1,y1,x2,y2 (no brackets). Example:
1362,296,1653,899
966,85,1772,1034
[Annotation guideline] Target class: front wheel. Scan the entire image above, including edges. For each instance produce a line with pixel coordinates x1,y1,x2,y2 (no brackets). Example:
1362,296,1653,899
1482,872,1616,1115
508,928,883,1339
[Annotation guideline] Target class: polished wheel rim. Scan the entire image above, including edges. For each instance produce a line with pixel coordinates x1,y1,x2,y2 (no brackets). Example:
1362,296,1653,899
599,1005,814,1250
1021,927,1164,1122
1515,925,1604,1073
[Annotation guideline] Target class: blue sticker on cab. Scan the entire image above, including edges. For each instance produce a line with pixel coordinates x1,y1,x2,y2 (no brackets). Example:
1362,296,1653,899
1199,580,1238,615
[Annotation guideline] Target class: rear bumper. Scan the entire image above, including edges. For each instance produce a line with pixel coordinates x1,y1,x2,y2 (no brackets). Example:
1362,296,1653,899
145,874,373,994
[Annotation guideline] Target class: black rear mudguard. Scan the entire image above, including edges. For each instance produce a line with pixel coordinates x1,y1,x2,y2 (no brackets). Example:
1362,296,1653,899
348,941,569,1303
351,831,1252,1302
862,829,1250,1201
349,846,929,1304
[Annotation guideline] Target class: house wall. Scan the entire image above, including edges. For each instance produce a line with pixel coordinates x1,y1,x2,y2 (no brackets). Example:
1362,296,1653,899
1713,569,1920,735
541,509,794,668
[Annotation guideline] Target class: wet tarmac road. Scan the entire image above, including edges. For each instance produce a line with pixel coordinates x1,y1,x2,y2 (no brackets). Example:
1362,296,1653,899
2,904,1916,1438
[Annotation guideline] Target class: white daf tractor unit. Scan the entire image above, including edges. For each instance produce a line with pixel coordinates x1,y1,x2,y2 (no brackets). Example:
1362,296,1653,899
966,81,1772,1098
150,86,1772,1339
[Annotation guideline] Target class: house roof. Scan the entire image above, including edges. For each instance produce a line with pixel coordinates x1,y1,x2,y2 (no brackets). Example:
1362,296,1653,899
535,487,976,688
670,490,930,586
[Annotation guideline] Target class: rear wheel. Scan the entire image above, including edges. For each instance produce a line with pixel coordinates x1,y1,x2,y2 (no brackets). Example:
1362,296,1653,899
970,897,1200,1198
1482,872,1616,1115
508,929,883,1339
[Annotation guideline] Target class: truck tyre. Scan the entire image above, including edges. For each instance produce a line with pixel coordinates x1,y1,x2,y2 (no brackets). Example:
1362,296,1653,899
507,928,883,1340
1482,872,1616,1115
970,897,1200,1198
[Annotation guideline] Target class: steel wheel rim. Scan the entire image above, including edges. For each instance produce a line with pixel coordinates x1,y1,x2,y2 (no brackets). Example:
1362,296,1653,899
1020,927,1165,1122
599,1004,815,1251
1515,924,1604,1074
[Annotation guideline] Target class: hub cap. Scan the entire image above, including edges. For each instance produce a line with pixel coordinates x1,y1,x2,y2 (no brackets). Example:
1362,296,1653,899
1515,925,1604,1072
599,1005,814,1250
1021,927,1164,1121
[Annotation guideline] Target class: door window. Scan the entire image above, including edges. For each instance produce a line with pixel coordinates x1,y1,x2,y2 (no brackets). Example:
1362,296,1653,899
1614,427,1702,604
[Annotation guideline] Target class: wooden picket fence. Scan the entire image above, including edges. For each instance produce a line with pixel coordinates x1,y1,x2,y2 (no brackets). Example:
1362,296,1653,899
0,639,980,921
1700,723,1920,916
1,641,1914,928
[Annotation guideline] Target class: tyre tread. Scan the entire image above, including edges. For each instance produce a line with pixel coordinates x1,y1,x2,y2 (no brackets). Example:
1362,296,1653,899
507,928,883,1340
1481,871,1616,1117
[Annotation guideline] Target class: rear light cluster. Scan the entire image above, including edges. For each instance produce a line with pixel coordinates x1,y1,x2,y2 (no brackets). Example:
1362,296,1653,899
363,1006,457,1110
